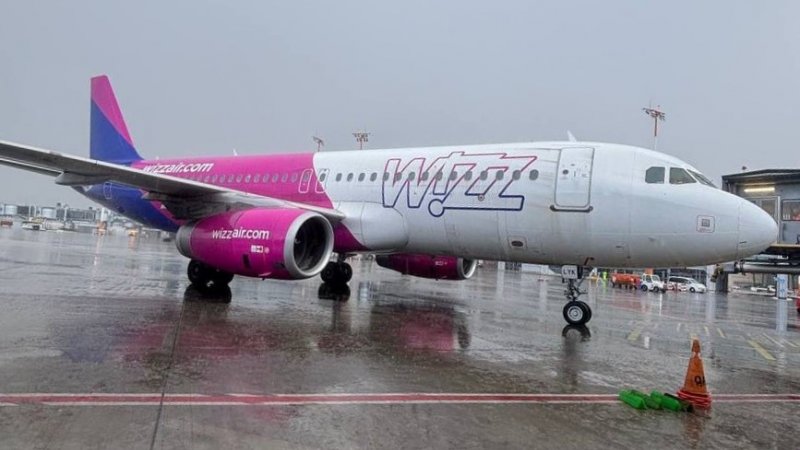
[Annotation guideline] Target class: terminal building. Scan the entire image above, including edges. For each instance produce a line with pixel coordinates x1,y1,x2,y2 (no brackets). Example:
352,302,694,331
721,169,800,293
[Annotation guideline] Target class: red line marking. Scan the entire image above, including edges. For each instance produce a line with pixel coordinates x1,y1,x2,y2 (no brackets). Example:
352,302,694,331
0,393,797,406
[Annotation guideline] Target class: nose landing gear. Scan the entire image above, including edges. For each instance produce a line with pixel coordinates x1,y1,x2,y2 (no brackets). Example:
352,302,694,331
561,265,592,326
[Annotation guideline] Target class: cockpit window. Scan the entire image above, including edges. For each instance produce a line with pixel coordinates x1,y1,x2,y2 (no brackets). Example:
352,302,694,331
688,170,716,187
669,168,696,185
645,167,665,184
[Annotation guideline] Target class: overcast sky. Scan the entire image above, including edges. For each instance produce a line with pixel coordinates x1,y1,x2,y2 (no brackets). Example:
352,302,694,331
1,0,798,207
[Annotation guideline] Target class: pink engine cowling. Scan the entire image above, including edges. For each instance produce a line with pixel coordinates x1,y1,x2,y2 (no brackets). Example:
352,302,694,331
176,208,334,279
375,254,478,280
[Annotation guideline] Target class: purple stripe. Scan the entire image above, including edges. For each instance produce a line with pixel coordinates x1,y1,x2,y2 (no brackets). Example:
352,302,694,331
91,75,133,146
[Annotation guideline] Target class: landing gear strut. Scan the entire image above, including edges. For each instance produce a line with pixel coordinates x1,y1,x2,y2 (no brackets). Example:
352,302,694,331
187,259,234,291
561,265,592,326
321,255,353,285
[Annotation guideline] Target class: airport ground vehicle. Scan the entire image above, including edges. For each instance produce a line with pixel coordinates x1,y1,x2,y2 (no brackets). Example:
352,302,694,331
611,273,640,289
640,274,666,292
667,276,707,293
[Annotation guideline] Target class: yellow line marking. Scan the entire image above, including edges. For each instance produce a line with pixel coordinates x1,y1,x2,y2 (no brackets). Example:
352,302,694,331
762,334,784,348
704,326,710,336
627,326,644,342
782,340,798,348
747,340,776,361
717,328,726,339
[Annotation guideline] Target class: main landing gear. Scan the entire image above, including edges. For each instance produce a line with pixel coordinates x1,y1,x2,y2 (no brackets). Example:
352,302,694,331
561,265,592,326
320,256,353,286
187,259,234,292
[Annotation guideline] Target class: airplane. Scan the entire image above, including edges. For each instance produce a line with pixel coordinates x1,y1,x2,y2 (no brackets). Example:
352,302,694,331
0,76,778,326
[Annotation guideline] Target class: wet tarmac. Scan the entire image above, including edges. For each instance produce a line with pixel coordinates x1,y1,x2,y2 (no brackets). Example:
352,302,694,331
0,228,798,449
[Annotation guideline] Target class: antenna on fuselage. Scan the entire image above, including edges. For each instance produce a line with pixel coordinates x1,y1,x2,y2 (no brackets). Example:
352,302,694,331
232,148,238,156
567,131,577,142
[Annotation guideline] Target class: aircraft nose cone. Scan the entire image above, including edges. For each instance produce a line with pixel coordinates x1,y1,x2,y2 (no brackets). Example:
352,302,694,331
737,199,778,259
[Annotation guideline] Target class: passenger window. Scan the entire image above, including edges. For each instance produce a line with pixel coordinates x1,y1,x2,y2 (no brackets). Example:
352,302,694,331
228,175,235,183
464,171,473,181
496,171,504,180
512,170,521,180
421,172,429,181
646,167,665,184
245,174,251,183
253,174,260,183
669,168,695,185
236,175,242,183
263,173,270,183
370,173,377,181
344,173,351,182
394,173,402,182
211,174,218,183
272,173,279,182
281,173,288,183
529,169,539,180
480,171,488,180
408,172,416,181
291,173,299,183
383,172,390,181
358,173,365,182
301,172,310,182
319,172,327,182
449,171,458,181
336,173,342,182
435,171,444,181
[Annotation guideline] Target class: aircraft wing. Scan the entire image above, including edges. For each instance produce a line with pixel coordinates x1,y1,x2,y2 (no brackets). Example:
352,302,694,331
0,140,345,221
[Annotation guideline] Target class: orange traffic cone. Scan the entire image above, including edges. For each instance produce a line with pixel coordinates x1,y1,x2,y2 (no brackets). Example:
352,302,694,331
677,339,712,408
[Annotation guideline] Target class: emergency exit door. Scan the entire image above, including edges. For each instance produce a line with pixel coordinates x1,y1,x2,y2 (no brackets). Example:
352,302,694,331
553,147,594,211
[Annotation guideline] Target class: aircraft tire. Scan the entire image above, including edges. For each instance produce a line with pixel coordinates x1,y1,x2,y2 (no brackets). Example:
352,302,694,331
563,301,590,326
321,262,352,285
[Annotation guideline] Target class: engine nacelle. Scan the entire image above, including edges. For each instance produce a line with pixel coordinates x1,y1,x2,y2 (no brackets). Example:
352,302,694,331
375,253,478,280
176,208,334,279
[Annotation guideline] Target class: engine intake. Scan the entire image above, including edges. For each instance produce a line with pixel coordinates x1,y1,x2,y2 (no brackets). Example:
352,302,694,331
176,208,333,279
375,253,478,280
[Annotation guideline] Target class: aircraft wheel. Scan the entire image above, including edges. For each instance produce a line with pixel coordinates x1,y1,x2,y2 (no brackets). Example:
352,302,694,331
188,260,209,285
563,301,590,326
339,263,353,283
321,262,352,285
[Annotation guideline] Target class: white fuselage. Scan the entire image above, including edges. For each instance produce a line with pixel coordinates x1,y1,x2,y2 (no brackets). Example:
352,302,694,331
314,142,776,267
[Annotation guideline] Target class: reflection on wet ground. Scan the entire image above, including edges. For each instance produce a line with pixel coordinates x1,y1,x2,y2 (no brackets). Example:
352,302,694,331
0,229,797,449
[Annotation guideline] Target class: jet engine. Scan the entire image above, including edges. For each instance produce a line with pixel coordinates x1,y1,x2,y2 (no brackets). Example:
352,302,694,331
176,208,333,279
375,253,478,280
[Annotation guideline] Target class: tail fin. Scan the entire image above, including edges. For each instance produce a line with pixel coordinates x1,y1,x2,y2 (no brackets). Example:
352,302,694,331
90,75,142,165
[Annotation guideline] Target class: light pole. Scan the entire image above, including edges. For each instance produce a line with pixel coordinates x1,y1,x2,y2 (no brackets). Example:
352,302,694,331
353,131,370,150
642,106,666,150
312,136,325,152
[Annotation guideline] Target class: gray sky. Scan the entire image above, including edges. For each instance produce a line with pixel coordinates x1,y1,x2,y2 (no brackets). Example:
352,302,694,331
1,0,798,207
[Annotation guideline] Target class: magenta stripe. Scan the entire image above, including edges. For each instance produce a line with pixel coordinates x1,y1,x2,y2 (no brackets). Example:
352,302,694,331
0,393,798,406
90,75,133,146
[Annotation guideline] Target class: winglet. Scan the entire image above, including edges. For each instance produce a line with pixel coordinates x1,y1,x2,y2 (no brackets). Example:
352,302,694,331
90,75,142,165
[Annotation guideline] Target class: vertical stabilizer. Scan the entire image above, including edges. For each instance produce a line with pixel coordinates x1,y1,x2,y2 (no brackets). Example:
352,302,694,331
90,75,142,165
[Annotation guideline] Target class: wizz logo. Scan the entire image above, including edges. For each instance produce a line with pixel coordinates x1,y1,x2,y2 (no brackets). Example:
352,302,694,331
382,151,537,217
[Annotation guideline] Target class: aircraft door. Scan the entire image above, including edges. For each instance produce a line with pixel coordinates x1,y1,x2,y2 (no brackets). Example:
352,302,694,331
553,147,594,211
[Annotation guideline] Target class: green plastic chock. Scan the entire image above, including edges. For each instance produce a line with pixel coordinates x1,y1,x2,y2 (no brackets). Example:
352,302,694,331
650,391,682,412
619,390,647,410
